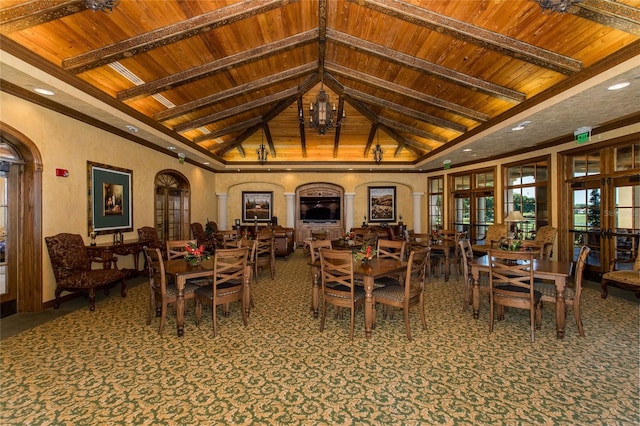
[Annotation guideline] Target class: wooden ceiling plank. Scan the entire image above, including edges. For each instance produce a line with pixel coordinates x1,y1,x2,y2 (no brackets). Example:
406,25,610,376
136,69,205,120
377,116,447,144
174,87,298,133
62,0,299,73
154,61,318,121
192,116,263,143
351,0,582,75
213,124,261,157
327,28,526,103
343,86,465,133
572,0,640,36
378,124,424,157
326,62,488,122
0,0,85,35
118,29,317,101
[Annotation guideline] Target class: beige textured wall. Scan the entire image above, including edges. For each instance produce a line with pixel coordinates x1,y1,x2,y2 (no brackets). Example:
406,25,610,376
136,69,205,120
214,173,425,231
1,92,217,302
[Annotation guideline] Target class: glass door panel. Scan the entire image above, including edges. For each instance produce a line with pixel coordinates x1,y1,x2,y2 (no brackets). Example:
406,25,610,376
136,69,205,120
570,183,602,272
609,178,639,270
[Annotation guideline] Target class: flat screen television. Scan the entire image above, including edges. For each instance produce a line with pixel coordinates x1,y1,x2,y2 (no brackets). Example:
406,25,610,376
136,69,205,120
299,196,341,222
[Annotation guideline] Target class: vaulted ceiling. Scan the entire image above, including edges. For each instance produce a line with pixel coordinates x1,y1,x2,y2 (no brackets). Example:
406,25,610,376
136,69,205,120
1,0,639,171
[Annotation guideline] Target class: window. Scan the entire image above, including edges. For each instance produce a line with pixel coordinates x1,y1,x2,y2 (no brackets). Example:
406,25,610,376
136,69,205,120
450,168,495,241
428,177,443,231
504,157,550,239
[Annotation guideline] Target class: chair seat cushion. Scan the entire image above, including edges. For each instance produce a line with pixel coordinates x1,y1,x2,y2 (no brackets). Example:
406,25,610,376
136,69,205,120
194,281,243,299
165,282,199,298
59,269,125,289
495,284,542,302
602,270,640,286
325,285,365,302
373,284,404,303
534,281,575,299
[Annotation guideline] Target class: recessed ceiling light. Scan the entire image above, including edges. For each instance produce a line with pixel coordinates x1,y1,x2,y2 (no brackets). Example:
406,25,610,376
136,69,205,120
34,87,54,96
167,146,177,150
125,125,138,133
607,82,630,91
463,148,472,152
203,162,210,165
511,120,531,131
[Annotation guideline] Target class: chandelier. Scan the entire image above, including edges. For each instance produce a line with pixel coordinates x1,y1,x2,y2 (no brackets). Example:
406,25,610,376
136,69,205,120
372,133,384,165
256,129,269,164
85,0,120,13
309,86,337,135
535,0,580,13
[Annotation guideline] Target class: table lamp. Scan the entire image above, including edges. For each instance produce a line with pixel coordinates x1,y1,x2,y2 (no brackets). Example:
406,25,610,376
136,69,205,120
505,210,526,239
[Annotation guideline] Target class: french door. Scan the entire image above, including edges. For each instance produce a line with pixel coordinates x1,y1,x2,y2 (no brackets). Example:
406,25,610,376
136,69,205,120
451,169,495,242
155,173,190,244
567,142,639,277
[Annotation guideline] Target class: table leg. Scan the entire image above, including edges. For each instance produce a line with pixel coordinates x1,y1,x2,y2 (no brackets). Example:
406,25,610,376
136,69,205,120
176,276,185,337
471,265,480,319
555,276,566,339
311,267,319,318
363,276,374,338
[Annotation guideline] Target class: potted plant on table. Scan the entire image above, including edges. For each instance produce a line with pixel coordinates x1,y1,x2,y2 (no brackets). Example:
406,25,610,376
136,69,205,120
353,244,377,264
185,242,211,266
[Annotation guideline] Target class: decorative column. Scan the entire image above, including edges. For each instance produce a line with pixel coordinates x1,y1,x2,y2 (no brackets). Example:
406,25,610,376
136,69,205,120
344,192,355,233
216,193,228,229
284,192,295,228
412,192,424,233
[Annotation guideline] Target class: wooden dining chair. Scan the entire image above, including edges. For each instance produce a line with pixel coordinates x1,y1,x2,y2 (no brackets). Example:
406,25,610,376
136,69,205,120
144,246,199,335
435,230,465,281
254,231,275,282
194,247,249,337
165,239,197,260
237,238,257,308
319,248,365,340
535,245,591,336
488,249,542,342
459,238,489,312
372,248,430,341
309,239,333,317
375,239,407,286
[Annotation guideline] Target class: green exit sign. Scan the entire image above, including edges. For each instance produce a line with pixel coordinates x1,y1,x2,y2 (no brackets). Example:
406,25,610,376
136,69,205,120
574,126,592,145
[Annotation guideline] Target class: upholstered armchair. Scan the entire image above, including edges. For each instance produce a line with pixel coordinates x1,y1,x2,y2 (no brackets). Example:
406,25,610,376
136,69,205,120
601,234,640,299
471,224,508,255
190,222,218,252
45,233,127,311
269,225,295,259
532,225,558,260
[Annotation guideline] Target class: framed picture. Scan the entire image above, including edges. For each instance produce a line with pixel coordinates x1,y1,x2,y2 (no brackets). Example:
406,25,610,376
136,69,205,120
368,186,396,223
87,161,133,235
242,191,273,223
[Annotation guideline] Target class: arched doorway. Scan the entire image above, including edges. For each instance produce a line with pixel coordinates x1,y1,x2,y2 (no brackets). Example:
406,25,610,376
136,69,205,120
155,171,191,243
0,122,43,315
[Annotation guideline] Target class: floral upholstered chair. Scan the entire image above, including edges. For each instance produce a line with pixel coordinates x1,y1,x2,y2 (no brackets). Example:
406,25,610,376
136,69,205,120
532,225,558,260
601,234,640,299
471,224,508,255
45,233,127,311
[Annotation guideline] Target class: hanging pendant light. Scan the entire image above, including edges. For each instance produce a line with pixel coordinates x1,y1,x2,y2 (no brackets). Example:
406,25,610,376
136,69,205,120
85,0,120,13
373,132,384,165
256,128,269,165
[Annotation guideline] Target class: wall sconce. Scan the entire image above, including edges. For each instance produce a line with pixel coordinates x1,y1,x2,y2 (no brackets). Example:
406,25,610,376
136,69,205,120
178,152,186,164
256,128,269,164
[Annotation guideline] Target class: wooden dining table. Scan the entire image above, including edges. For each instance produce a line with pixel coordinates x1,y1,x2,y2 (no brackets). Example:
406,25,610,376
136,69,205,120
470,254,573,339
164,258,252,337
310,257,407,338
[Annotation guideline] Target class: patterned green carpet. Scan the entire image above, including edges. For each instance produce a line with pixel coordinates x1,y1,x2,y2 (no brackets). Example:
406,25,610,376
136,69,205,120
1,249,639,425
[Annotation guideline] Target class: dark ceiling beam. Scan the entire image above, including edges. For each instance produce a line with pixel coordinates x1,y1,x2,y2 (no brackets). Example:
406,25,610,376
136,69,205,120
318,0,328,79
117,29,317,101
263,124,276,158
326,62,488,122
297,96,307,158
0,0,85,34
333,97,346,158
61,0,299,73
326,28,525,103
571,0,640,36
343,86,465,134
378,125,426,157
154,62,317,121
363,124,378,158
174,87,298,133
193,116,263,144
377,116,447,144
350,0,582,75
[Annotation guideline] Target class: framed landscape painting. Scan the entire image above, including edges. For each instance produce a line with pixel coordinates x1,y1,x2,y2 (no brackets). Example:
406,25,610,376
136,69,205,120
242,191,273,223
87,161,133,235
368,186,396,223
